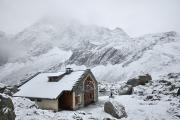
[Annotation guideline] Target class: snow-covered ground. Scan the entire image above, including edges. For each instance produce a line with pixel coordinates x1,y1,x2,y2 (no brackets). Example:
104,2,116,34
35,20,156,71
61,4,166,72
11,74,180,120
12,95,180,120
0,18,180,120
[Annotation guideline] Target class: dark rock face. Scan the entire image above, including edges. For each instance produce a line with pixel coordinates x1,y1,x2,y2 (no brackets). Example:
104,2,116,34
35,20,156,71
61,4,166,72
67,47,128,66
118,84,133,95
127,74,152,87
104,101,127,119
0,95,16,120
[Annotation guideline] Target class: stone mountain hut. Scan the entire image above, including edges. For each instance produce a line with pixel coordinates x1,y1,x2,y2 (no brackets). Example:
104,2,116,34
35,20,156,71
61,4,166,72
14,68,98,111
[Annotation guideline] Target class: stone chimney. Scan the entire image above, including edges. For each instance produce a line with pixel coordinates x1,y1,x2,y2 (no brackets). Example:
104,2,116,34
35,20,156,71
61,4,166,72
65,68,73,74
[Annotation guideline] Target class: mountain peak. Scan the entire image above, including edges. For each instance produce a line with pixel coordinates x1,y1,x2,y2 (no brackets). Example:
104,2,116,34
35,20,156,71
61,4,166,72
14,17,130,50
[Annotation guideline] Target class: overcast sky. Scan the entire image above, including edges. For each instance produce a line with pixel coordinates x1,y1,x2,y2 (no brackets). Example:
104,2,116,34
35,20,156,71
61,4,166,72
0,0,180,37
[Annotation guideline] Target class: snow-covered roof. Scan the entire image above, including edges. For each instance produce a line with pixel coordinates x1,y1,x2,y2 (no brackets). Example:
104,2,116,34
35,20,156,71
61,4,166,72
14,70,85,99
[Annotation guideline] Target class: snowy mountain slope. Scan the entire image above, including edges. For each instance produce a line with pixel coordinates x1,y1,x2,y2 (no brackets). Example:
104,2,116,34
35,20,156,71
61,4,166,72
62,31,180,82
0,47,72,85
14,18,130,56
67,31,178,66
91,31,180,82
0,18,180,86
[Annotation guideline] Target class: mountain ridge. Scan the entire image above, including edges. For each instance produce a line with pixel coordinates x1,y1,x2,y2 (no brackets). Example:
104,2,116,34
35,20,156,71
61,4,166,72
0,18,180,85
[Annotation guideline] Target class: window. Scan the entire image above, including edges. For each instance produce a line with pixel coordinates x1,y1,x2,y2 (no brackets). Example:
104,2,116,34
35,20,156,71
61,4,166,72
90,93,93,99
85,77,94,91
36,99,42,102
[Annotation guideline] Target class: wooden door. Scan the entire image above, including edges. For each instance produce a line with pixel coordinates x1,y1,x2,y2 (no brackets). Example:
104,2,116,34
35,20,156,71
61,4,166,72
84,76,94,106
59,91,73,110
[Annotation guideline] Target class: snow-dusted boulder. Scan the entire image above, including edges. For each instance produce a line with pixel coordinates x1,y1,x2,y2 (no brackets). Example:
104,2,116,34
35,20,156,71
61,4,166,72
104,101,127,119
118,83,133,95
0,94,16,120
0,84,18,96
103,118,114,120
0,83,6,93
177,88,180,96
127,74,152,87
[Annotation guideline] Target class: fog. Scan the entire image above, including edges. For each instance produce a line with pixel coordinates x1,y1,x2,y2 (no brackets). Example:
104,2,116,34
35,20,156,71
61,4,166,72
0,32,27,65
0,0,180,37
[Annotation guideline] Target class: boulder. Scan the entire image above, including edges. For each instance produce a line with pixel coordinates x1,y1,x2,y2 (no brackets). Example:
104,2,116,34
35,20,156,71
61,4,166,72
127,74,152,87
99,88,107,93
167,73,180,79
169,85,175,91
177,88,180,96
0,94,16,120
118,84,133,95
103,118,114,120
159,80,172,86
72,113,83,120
0,83,6,93
4,86,19,96
104,101,127,119
0,84,19,96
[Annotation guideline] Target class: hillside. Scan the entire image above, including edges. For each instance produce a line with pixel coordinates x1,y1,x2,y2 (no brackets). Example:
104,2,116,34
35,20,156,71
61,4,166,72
0,18,180,85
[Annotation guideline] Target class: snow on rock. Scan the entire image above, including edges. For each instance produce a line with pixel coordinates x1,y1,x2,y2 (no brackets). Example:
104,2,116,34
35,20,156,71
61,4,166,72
90,32,180,82
177,88,180,96
0,94,16,120
104,100,127,119
117,83,133,95
126,74,152,87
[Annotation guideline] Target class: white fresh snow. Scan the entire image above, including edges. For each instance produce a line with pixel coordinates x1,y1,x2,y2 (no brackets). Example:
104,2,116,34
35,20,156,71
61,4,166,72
14,71,84,99
5,73,180,120
0,47,72,85
12,95,180,120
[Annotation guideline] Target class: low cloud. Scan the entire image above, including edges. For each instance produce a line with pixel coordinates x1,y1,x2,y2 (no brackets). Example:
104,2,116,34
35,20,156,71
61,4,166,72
0,0,179,36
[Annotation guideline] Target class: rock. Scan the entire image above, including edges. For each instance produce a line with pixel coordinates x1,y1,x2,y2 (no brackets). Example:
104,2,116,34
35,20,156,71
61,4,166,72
0,94,16,120
0,85,19,96
177,88,180,96
118,84,133,95
104,101,127,119
127,74,152,87
169,85,175,91
103,118,114,120
8,85,19,94
99,88,107,93
0,83,6,93
72,113,83,120
146,95,153,100
167,73,180,79
159,80,172,86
